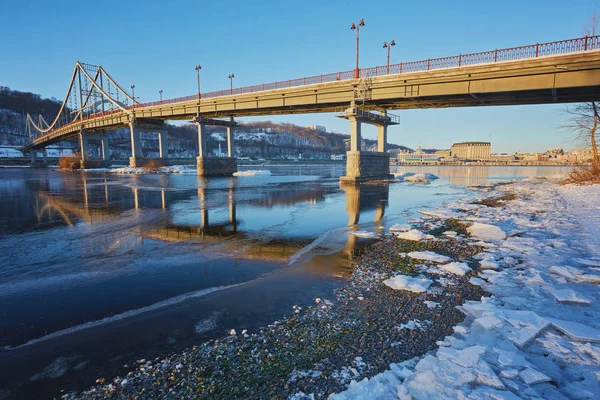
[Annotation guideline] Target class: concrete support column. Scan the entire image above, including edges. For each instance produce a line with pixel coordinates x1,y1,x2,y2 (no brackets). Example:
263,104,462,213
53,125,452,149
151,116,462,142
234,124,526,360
377,110,388,153
349,117,362,152
42,148,48,164
79,133,88,162
130,123,142,158
227,126,234,157
101,136,110,161
377,125,387,153
30,151,36,163
129,122,142,167
197,122,207,158
158,132,168,159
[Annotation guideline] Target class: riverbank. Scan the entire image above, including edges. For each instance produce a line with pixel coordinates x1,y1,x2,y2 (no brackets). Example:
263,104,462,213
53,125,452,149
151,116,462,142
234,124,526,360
62,176,600,399
65,224,487,399
334,177,600,399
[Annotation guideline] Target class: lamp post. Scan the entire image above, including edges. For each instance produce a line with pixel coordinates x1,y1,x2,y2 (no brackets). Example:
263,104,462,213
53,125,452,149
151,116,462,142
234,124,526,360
228,73,235,95
195,65,202,99
350,18,365,79
130,85,135,106
159,89,163,102
383,39,396,74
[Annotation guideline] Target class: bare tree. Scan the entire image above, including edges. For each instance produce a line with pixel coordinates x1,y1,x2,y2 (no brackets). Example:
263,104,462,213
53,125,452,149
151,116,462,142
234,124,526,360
564,9,600,176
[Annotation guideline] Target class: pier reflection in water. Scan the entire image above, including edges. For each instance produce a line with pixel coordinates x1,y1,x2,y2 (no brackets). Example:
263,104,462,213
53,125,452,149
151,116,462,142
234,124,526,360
33,174,390,271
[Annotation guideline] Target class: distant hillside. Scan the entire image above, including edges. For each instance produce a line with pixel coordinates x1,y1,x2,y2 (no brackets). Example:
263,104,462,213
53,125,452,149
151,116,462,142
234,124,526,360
0,86,412,158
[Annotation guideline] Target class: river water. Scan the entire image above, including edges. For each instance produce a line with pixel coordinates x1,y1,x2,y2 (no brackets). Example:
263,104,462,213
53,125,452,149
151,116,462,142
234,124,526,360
0,164,571,399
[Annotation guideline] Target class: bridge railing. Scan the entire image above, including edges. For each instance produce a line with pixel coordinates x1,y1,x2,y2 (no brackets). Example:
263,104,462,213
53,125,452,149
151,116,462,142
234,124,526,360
135,34,599,110
30,35,600,144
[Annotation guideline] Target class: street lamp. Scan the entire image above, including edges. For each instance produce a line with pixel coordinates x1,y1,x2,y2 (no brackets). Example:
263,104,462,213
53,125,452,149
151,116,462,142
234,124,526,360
383,40,396,74
195,65,202,99
159,89,163,102
350,18,365,79
130,85,135,106
228,73,235,95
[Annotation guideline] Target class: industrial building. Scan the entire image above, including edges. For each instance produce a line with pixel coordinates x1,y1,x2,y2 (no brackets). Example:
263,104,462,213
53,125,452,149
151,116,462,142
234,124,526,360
450,142,491,160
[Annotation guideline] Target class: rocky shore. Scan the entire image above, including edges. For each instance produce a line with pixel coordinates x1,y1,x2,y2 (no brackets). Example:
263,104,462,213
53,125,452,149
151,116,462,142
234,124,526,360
64,202,490,399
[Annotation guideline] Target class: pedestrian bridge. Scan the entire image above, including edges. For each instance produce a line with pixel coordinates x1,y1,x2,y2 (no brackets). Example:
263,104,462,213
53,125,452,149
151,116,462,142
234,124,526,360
23,35,600,181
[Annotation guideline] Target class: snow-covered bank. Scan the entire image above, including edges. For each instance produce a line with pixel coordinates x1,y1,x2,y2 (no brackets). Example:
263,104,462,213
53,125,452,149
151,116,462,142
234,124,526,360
334,178,600,399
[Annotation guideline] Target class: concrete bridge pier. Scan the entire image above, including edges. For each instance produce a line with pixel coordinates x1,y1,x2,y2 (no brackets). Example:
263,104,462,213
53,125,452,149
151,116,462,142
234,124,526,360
101,136,110,164
158,132,168,160
80,132,111,169
338,105,398,184
29,149,48,168
129,122,143,168
194,116,237,176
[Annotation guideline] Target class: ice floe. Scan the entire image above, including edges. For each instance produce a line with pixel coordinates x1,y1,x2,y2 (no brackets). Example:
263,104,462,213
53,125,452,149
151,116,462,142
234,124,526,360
407,251,451,263
394,229,434,241
233,170,271,176
467,222,507,241
383,275,433,293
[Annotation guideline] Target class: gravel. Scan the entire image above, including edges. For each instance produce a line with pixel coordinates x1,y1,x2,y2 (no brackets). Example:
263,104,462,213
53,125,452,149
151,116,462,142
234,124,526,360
64,224,487,400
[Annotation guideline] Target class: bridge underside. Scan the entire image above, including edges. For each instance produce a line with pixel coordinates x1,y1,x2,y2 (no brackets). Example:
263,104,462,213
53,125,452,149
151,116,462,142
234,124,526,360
22,50,600,180
26,84,599,150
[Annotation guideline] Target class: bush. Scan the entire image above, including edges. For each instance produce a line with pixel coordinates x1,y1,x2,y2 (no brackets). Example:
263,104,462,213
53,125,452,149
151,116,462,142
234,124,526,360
561,167,600,185
143,159,164,172
58,155,80,170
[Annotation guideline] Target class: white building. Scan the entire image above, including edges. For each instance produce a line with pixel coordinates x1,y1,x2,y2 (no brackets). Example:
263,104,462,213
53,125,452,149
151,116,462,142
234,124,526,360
307,124,326,133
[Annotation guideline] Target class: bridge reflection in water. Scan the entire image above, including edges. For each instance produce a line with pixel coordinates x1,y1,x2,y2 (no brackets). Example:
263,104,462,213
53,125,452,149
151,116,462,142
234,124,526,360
32,175,391,278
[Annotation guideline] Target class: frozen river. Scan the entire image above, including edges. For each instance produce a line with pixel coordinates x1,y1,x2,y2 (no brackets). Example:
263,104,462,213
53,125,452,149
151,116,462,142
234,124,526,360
0,164,572,399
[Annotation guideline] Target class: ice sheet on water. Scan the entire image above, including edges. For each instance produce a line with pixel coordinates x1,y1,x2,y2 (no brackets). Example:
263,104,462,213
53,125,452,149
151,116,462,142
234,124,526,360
383,275,432,293
350,230,378,239
389,223,411,232
233,170,271,176
407,251,451,263
402,173,439,182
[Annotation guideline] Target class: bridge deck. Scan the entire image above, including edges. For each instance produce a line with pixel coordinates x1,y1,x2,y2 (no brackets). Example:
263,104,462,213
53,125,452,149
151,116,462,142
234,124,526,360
24,40,600,150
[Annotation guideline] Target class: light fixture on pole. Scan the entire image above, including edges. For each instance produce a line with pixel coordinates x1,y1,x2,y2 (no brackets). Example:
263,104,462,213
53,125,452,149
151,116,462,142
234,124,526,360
228,74,235,95
350,18,365,79
159,89,163,102
195,65,202,99
130,85,135,105
383,39,396,74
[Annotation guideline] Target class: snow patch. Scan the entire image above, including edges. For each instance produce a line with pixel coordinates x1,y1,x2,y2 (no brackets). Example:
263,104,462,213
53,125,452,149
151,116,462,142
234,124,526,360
407,251,451,263
383,275,433,293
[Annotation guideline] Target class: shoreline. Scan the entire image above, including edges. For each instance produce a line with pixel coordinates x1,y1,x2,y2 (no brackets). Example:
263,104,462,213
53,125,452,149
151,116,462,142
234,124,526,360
65,185,492,399
9,172,599,399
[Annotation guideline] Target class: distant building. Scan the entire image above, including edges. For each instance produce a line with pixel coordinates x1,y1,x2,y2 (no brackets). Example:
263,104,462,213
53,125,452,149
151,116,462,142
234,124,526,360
395,147,441,164
570,149,595,162
331,154,346,161
435,150,451,158
450,142,491,160
307,124,327,133
491,153,517,162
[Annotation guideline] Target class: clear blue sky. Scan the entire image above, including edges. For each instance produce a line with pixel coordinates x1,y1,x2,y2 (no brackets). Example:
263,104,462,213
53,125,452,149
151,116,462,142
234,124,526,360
1,0,597,153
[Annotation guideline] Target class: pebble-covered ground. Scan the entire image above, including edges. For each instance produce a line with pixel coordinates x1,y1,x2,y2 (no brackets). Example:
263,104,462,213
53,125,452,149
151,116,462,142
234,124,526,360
64,218,489,399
